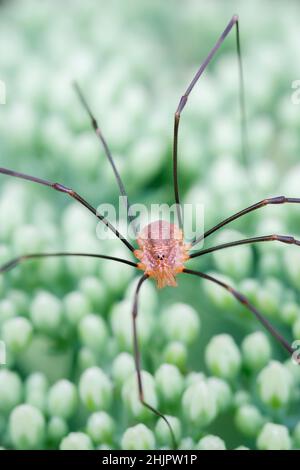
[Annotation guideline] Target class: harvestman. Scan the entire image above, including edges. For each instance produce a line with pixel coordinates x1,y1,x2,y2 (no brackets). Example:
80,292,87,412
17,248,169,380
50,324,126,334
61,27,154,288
0,16,299,447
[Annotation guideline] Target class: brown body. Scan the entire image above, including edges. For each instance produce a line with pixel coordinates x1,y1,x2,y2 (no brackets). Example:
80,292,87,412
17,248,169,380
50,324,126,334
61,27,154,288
134,220,190,288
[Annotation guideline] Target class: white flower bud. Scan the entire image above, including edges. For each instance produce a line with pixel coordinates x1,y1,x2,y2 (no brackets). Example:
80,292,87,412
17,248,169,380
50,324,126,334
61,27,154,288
112,352,135,389
121,424,155,450
2,316,32,353
205,334,241,379
78,313,108,352
197,434,226,450
79,367,112,411
257,361,292,408
9,404,45,449
47,379,77,419
235,404,264,437
161,303,200,345
155,364,184,405
0,370,22,413
60,432,93,450
241,331,271,370
87,411,115,445
257,423,291,450
182,380,217,427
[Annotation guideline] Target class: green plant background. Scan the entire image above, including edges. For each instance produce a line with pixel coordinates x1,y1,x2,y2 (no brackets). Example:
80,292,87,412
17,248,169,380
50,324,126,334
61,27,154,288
0,0,300,450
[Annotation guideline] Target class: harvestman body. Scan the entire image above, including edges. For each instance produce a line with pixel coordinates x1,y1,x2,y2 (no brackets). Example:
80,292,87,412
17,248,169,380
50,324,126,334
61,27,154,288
0,16,299,448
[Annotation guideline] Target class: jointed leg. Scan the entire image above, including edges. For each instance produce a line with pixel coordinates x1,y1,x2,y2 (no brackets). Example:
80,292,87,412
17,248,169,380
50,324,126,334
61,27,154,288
173,15,246,227
73,82,136,229
0,167,134,252
132,275,177,449
190,233,300,259
192,195,300,247
183,268,293,355
0,252,138,274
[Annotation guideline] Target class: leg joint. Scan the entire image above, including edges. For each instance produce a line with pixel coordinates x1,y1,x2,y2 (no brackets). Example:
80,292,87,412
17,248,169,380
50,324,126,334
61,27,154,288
52,182,74,195
176,95,188,115
268,196,286,205
272,234,295,244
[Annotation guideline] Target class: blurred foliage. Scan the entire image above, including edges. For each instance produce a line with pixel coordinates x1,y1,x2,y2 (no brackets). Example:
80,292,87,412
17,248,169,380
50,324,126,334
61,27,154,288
0,0,300,450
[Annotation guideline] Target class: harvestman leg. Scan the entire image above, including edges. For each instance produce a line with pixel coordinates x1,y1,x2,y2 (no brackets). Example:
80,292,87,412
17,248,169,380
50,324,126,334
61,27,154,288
173,15,247,227
73,82,136,230
0,167,134,252
189,233,300,259
132,275,177,449
183,269,294,355
0,252,138,274
0,255,177,445
192,196,300,247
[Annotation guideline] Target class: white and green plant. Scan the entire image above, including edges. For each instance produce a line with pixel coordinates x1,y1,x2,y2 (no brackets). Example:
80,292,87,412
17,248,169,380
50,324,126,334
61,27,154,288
0,0,299,450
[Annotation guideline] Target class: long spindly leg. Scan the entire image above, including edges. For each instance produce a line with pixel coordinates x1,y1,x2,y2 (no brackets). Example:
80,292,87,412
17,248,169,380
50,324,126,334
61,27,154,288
183,268,293,355
189,233,300,259
73,82,136,231
192,195,300,247
132,274,177,449
0,252,138,274
173,14,246,227
0,167,134,252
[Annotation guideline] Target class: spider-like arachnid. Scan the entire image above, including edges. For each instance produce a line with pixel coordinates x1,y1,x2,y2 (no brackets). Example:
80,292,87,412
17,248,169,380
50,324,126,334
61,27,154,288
0,16,298,448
